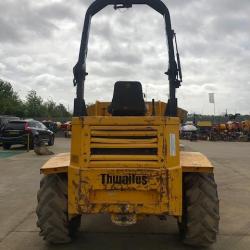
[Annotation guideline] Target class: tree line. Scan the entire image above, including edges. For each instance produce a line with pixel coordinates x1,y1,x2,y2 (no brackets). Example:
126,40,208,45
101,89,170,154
0,79,71,118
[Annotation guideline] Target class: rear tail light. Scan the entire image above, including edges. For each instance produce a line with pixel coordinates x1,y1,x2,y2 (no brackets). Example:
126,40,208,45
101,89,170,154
24,122,32,132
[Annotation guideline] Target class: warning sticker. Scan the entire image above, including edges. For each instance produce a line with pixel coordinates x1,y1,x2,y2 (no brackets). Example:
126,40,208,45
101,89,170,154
169,134,176,157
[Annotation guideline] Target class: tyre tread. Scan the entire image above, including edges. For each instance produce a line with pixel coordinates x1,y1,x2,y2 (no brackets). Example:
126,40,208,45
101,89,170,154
179,173,219,247
36,174,80,244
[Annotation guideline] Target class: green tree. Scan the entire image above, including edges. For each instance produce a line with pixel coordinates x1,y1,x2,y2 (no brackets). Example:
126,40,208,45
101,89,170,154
25,90,47,117
0,79,24,116
55,103,70,117
44,100,71,118
44,99,57,117
0,79,71,118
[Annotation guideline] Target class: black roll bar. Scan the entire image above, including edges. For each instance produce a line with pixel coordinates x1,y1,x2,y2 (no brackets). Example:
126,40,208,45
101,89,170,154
73,0,181,116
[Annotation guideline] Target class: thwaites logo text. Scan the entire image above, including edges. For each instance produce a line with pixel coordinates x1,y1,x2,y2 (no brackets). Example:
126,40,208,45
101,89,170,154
101,174,148,185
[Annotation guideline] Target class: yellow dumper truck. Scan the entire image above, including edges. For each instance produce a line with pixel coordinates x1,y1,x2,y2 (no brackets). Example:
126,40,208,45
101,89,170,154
36,0,219,247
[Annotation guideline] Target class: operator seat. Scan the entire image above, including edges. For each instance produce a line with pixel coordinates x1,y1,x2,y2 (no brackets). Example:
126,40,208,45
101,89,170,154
108,81,146,116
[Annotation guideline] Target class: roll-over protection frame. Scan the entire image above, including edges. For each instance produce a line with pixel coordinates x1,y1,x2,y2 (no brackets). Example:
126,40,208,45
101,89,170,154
73,0,182,117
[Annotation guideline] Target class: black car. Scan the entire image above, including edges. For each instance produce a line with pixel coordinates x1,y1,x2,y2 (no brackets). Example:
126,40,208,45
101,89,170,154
1,119,55,150
0,115,20,129
42,121,58,133
0,116,20,145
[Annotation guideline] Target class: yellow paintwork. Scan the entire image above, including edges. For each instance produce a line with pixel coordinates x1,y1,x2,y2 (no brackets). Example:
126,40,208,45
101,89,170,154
181,151,214,173
87,101,187,123
40,103,213,221
40,151,213,174
67,116,182,216
40,153,69,174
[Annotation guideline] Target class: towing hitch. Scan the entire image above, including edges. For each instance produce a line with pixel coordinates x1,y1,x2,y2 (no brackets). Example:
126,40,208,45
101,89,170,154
111,214,137,226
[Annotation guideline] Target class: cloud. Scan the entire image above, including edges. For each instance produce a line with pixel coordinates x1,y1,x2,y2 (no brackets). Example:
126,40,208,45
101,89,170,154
0,0,249,115
0,0,78,44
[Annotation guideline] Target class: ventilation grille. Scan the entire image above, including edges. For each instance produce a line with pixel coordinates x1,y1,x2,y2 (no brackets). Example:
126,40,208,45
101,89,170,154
89,126,160,162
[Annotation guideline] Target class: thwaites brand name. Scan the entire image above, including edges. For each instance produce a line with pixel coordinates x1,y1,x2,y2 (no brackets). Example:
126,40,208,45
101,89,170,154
101,174,148,185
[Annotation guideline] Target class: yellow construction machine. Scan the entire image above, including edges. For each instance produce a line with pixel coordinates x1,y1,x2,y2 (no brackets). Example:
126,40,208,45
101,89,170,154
36,0,219,247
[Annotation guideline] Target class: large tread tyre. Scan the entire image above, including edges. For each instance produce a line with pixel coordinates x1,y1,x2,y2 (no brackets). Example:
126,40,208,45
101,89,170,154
36,174,81,244
178,173,219,247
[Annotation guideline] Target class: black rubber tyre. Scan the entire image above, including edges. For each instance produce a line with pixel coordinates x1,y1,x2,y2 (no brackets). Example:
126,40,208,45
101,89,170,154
48,136,55,146
29,141,34,149
36,174,81,244
29,135,35,149
178,173,219,247
2,143,11,150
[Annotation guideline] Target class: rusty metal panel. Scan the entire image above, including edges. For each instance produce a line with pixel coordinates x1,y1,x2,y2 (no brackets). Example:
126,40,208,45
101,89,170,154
68,165,80,215
78,168,169,214
167,166,182,215
74,167,182,216
88,190,159,204
67,116,182,217
80,168,162,191
79,203,168,215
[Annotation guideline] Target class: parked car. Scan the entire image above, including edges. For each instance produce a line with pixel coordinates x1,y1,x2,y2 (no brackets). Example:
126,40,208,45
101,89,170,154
64,121,72,138
60,121,71,131
1,119,55,150
0,116,20,145
0,115,20,129
42,121,58,133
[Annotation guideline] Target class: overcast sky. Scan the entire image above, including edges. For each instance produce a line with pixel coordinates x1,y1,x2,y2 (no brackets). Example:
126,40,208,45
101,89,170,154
0,0,249,115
